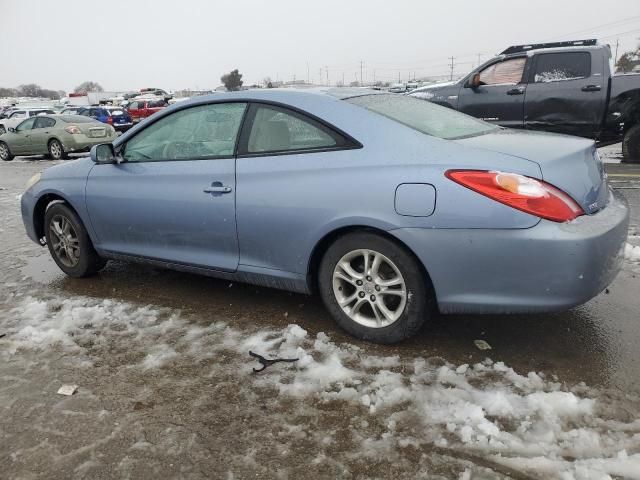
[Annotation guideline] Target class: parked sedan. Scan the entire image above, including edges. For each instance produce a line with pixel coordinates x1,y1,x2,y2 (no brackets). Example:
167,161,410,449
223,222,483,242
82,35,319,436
20,90,629,343
0,114,117,161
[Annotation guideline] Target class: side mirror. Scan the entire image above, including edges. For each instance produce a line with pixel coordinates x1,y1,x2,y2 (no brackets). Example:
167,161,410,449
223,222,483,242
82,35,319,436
466,73,481,88
8,127,15,133
91,143,118,164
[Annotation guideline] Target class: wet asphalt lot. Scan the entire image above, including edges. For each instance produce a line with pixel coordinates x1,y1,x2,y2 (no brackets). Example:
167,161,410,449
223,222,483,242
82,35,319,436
1,145,639,479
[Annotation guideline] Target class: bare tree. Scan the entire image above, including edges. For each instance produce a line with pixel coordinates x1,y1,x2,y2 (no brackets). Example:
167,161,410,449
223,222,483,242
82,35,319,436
74,81,104,93
263,76,274,88
616,43,640,73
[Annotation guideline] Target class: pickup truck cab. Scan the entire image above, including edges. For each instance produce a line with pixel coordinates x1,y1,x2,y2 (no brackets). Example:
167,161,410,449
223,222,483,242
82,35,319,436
409,39,640,162
126,98,168,123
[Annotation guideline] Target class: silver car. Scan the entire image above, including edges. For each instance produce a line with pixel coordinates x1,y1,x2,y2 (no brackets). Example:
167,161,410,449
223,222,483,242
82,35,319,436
0,114,117,161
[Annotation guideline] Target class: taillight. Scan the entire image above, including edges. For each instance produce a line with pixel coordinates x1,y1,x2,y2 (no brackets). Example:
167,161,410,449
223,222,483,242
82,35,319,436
445,170,584,222
106,116,113,125
64,125,82,134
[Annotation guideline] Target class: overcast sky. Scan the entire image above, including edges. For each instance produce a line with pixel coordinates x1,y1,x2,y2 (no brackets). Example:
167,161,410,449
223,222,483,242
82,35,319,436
1,0,639,93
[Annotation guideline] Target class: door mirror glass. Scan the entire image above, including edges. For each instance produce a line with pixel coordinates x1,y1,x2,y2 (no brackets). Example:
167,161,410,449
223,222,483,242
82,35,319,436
8,127,16,133
91,143,117,163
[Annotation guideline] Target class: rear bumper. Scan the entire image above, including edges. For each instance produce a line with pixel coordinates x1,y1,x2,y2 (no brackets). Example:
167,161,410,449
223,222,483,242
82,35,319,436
391,189,630,314
62,134,117,152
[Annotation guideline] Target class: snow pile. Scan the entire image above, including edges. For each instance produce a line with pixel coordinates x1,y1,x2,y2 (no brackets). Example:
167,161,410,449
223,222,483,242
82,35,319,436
625,243,640,263
2,295,640,479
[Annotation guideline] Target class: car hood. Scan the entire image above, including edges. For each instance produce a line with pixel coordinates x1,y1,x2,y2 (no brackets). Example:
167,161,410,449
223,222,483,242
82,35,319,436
454,129,608,215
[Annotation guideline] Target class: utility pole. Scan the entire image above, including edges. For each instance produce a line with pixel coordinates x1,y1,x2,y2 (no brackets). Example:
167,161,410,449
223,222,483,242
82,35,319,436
342,72,345,86
360,60,364,86
449,56,455,81
477,53,482,67
325,66,329,86
306,62,310,84
373,70,376,84
398,71,401,83
319,68,322,85
614,39,620,65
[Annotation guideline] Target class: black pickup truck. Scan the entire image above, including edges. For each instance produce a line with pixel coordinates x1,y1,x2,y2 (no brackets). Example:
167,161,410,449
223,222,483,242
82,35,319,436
409,40,640,162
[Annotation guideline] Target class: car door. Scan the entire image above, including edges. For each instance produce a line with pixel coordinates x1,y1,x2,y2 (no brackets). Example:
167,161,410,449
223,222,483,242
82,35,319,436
11,117,37,154
524,51,607,137
456,56,528,128
235,102,360,274
85,101,247,271
30,116,56,153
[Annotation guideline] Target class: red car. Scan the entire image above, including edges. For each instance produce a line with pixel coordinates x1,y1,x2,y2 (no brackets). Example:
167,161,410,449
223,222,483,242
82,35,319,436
126,98,168,123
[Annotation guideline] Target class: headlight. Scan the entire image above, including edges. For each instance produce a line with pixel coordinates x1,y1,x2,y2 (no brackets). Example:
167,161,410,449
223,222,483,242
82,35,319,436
25,172,41,190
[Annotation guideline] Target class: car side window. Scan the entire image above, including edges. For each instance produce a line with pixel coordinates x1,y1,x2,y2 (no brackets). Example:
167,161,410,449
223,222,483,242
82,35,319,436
128,102,138,109
245,104,339,154
10,111,26,119
43,117,55,128
33,117,55,129
16,117,37,131
533,52,591,83
478,57,526,86
122,102,247,162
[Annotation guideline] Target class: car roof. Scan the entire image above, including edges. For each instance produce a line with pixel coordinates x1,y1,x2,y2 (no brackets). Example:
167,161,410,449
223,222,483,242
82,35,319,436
170,87,381,108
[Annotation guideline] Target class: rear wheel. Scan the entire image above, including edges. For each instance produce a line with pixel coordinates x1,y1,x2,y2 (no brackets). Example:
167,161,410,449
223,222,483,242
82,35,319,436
318,232,433,344
44,203,106,277
0,125,6,135
0,141,14,161
622,124,640,164
48,139,68,160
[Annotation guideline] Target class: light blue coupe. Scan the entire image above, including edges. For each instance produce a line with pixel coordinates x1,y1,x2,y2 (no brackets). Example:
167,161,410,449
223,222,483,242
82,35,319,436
21,89,629,343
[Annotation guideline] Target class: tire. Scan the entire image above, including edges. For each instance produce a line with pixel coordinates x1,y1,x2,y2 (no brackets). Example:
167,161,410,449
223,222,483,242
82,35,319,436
0,141,14,161
318,232,434,344
0,125,6,135
44,203,106,277
622,124,640,164
48,139,66,160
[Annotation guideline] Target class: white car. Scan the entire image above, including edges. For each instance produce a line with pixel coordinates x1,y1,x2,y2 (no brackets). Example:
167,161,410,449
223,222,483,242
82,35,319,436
0,108,55,135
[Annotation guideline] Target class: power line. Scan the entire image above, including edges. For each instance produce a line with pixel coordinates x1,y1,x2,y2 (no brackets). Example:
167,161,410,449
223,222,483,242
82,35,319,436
448,56,455,81
543,15,640,41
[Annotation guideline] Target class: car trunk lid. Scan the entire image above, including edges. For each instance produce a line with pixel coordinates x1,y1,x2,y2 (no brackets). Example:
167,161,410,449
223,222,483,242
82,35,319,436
454,129,608,215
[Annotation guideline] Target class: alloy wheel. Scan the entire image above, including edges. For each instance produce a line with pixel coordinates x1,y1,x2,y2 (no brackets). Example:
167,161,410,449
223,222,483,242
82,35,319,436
49,215,80,267
0,143,9,160
50,141,62,159
332,249,407,328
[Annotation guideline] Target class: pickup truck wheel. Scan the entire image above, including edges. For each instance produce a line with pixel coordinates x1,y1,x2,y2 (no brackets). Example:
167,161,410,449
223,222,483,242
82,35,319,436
0,141,14,161
622,124,640,164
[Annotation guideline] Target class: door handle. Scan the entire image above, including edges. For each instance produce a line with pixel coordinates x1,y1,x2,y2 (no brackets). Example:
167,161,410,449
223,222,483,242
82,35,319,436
203,182,232,194
506,87,525,95
581,85,601,92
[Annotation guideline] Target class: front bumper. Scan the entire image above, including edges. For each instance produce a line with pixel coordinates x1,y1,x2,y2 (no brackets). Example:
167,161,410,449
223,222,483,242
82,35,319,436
21,187,40,244
391,190,630,314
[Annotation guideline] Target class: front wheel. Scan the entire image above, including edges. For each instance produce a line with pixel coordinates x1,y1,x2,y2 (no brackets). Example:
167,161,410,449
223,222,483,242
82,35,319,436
0,141,14,161
0,125,6,135
44,203,106,277
622,124,640,164
318,232,433,344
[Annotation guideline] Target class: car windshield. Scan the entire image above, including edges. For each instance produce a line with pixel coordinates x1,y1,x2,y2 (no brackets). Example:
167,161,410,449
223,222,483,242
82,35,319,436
344,94,498,140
